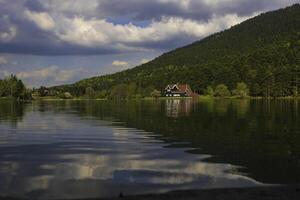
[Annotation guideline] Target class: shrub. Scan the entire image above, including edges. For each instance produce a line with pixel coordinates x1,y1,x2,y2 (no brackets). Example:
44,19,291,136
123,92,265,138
151,89,161,98
205,86,215,96
215,84,231,97
232,82,249,98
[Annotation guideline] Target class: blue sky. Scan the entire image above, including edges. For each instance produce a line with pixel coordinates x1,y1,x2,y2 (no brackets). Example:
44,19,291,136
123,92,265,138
0,0,299,87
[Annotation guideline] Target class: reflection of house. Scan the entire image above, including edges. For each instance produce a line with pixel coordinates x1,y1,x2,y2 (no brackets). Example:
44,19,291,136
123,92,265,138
166,99,192,118
165,84,193,97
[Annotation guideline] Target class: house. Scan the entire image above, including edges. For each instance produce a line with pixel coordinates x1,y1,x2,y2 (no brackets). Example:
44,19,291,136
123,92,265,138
165,84,193,97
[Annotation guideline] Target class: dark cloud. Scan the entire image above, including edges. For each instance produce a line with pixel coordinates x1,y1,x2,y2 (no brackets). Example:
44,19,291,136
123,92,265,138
97,0,211,22
0,0,298,55
24,0,46,12
0,42,122,55
97,0,297,21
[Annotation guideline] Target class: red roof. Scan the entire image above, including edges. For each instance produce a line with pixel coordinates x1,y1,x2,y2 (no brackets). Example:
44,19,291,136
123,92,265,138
178,84,189,93
166,84,192,94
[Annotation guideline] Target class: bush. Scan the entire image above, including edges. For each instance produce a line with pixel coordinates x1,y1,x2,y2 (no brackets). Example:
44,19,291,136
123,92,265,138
151,89,161,98
57,92,73,99
95,90,108,99
205,86,215,96
232,82,249,98
64,92,73,99
215,84,231,97
110,84,129,99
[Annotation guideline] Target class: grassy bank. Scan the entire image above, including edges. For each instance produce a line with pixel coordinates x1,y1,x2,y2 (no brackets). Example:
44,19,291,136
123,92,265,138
198,95,300,100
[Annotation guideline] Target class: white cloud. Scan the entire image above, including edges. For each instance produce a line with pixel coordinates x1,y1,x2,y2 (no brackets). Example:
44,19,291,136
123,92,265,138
0,26,17,42
21,6,249,50
56,17,110,47
16,65,85,86
140,58,150,64
53,13,250,50
24,10,55,31
41,0,100,16
112,60,130,67
0,56,8,65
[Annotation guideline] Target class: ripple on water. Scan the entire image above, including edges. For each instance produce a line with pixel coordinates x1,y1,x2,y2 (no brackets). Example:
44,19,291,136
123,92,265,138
0,103,263,199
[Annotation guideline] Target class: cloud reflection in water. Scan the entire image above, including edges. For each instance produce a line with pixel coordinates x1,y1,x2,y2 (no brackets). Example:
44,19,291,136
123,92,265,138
0,104,260,199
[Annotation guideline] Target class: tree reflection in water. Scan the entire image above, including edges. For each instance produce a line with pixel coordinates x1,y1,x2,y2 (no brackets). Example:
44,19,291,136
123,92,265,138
0,99,299,199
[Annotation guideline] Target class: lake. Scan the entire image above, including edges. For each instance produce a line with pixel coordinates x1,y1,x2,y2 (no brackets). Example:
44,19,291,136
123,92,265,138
0,99,299,199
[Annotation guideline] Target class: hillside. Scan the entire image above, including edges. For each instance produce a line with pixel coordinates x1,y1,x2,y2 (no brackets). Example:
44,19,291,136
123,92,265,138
52,4,300,97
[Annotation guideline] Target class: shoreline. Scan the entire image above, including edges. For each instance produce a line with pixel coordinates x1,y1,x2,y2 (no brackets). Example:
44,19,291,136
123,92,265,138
1,96,300,102
1,185,300,200
103,186,300,200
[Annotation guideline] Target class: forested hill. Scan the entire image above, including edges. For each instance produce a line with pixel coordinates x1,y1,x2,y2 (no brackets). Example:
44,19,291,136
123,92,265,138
52,4,300,97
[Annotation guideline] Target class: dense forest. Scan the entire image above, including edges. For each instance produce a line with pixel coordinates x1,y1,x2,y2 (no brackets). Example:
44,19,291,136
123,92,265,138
0,75,30,100
47,4,300,98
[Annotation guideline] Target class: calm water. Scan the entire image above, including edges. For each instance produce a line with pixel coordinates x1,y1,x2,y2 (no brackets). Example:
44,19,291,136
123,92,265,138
0,99,299,199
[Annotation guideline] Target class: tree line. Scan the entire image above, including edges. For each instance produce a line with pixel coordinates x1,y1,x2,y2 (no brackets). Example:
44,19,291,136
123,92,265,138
40,83,161,99
0,75,31,100
0,74,298,100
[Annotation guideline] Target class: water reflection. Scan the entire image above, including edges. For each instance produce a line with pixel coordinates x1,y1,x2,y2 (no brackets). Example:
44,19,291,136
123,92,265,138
0,99,299,199
166,99,193,118
0,101,261,199
0,101,26,124
231,100,250,118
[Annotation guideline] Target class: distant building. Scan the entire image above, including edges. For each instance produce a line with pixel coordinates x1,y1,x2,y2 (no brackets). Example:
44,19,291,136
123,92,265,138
164,84,193,97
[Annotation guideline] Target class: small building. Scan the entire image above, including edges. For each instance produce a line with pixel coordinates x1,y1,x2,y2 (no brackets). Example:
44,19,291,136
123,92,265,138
165,84,193,97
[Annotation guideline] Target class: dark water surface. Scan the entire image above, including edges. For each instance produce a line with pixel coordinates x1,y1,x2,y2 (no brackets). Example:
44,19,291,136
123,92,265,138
0,99,299,199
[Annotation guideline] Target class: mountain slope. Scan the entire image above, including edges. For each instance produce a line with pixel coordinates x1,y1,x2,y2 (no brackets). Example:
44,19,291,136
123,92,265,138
53,4,300,97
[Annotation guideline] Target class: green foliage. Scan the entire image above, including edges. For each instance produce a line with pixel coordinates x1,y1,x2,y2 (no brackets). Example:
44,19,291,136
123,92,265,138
0,75,29,100
215,84,231,97
127,83,137,98
0,80,5,97
51,5,300,98
107,83,159,99
37,86,49,97
151,89,161,98
95,90,108,99
143,86,155,97
232,82,250,98
205,86,215,96
292,88,299,97
85,87,95,99
57,92,73,99
109,84,129,99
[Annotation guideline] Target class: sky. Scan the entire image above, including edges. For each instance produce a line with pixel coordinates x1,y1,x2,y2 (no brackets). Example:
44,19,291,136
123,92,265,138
0,0,299,87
